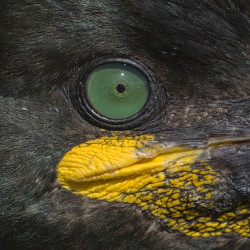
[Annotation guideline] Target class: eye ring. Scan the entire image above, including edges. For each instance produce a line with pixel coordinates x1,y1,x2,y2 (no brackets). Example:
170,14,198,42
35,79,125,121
80,58,152,125
69,57,167,130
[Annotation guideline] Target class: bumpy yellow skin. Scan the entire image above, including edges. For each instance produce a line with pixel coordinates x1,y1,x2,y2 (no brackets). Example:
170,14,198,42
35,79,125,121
57,135,250,238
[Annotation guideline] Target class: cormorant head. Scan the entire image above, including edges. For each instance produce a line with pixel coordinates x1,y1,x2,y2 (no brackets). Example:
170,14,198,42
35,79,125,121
1,0,249,249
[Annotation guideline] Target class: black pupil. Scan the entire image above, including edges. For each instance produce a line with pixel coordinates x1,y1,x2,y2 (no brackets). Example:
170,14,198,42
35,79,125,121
116,83,126,93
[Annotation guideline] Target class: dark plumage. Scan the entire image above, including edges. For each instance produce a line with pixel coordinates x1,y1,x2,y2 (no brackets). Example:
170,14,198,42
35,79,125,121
0,0,250,249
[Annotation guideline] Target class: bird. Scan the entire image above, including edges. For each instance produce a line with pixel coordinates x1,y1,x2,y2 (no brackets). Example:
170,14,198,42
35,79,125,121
0,0,250,249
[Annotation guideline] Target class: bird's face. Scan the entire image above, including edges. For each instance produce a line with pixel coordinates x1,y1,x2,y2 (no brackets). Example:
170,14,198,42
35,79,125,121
1,0,250,249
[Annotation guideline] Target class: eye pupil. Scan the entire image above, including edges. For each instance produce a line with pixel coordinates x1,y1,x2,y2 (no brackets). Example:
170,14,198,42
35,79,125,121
116,83,126,93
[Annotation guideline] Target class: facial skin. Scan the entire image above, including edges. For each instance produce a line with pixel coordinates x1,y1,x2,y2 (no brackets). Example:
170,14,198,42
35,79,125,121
0,1,249,249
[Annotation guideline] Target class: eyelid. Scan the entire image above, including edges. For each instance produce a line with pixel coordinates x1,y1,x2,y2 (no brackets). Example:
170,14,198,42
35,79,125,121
66,57,169,130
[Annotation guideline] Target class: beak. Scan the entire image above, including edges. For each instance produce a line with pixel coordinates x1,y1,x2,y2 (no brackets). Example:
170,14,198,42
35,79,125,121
57,134,250,238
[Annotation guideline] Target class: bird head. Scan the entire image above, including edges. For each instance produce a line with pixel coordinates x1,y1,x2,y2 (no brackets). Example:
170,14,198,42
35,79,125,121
1,0,250,249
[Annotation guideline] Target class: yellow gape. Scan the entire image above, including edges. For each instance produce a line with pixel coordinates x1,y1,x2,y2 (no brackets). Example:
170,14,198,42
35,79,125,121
57,135,250,238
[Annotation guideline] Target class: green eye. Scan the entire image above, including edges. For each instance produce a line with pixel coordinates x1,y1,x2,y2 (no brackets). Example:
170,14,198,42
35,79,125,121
86,62,149,120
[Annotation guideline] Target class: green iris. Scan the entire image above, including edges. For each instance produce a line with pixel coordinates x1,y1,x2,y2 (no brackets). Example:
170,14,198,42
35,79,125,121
86,62,149,119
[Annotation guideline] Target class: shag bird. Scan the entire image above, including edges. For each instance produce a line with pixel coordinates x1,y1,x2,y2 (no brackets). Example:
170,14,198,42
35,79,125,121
1,0,250,249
